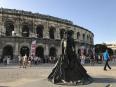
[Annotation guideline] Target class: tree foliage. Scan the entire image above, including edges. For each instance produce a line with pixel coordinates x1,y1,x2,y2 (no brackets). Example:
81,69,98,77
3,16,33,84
95,44,107,53
107,48,113,56
95,44,113,56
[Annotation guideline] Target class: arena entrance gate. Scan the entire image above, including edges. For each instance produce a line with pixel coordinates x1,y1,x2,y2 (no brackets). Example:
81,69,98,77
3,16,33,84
20,46,29,57
2,45,13,60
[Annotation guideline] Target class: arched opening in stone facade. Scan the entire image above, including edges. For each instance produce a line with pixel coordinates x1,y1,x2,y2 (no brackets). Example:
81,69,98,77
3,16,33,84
35,46,44,58
5,21,14,36
22,24,29,37
88,35,91,43
20,46,30,57
87,35,89,41
83,33,85,41
77,32,80,39
60,29,65,39
36,25,44,38
49,47,57,57
90,37,92,43
2,45,13,60
49,26,55,39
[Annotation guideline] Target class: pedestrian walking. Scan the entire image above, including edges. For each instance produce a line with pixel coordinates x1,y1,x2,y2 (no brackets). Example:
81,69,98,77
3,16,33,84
90,54,94,66
7,56,10,65
81,54,85,64
103,49,111,71
31,55,34,64
88,49,94,66
34,56,38,65
23,54,28,68
28,56,32,67
18,55,22,68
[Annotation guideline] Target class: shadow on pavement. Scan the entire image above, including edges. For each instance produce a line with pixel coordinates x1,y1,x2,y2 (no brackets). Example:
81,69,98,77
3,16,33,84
94,78,116,83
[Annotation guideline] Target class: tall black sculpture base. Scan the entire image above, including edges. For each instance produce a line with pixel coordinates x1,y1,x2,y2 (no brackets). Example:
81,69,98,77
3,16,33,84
48,55,93,85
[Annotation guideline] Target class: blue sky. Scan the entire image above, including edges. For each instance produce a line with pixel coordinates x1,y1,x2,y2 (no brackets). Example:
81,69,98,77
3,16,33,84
0,0,116,44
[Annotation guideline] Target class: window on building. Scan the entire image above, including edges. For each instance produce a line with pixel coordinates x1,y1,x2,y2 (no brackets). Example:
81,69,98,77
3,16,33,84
87,35,89,41
2,45,13,59
36,25,44,38
22,24,29,37
60,29,65,39
83,33,85,41
35,46,44,58
20,46,30,56
5,21,14,36
49,47,57,57
49,26,55,39
77,32,80,39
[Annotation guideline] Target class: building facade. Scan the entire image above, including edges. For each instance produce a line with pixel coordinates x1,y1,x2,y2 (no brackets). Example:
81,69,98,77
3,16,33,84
0,8,94,60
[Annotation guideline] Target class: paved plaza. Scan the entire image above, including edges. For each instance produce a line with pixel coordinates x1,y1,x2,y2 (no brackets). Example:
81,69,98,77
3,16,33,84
0,63,116,87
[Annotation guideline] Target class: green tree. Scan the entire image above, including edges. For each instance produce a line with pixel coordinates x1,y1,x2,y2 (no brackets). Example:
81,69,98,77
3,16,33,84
95,44,107,54
107,48,113,56
95,44,113,56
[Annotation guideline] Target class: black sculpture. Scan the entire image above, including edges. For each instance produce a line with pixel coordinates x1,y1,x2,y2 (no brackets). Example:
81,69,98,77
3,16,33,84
48,31,93,85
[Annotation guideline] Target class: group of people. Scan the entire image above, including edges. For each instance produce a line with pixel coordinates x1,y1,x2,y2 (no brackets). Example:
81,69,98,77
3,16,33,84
80,49,112,71
18,54,31,68
18,54,41,68
18,54,58,68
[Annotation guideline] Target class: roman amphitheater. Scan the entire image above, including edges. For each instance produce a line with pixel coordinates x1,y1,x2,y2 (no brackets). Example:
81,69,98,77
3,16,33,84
0,8,94,61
